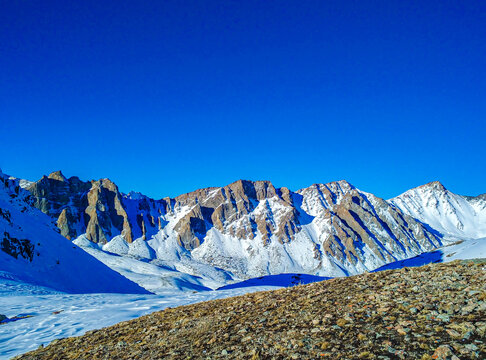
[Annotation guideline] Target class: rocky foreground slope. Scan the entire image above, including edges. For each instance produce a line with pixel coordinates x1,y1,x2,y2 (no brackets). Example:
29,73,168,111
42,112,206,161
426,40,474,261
17,260,486,360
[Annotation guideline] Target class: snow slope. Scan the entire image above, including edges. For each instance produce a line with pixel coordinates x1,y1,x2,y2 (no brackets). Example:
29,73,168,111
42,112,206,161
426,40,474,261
390,182,486,239
0,286,280,359
74,235,234,294
0,171,149,294
372,237,486,272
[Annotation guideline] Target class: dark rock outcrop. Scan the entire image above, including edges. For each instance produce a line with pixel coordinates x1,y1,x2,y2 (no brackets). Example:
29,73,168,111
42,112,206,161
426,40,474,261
1,231,34,261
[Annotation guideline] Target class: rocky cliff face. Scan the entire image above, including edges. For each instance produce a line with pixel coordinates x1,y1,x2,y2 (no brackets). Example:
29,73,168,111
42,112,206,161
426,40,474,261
296,181,442,271
25,171,166,244
167,180,299,250
22,172,450,278
0,173,35,262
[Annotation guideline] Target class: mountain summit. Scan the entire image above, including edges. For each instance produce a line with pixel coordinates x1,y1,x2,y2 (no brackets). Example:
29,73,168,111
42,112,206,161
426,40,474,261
390,182,486,239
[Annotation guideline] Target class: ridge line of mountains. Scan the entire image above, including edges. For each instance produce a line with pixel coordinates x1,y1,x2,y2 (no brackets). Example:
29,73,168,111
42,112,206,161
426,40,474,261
1,169,485,294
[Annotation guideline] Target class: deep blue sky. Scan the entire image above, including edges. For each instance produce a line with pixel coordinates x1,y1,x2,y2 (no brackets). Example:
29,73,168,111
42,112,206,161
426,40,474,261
1,1,485,199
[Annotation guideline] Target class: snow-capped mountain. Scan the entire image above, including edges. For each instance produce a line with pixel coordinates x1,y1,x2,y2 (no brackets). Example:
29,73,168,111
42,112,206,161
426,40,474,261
0,170,149,294
19,171,450,284
389,181,486,240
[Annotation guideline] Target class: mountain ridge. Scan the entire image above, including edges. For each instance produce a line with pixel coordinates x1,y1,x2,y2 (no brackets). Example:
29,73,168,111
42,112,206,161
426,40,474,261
13,171,458,282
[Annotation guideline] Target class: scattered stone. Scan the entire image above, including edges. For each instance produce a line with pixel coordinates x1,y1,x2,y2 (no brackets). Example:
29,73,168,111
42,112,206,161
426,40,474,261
432,344,457,360
336,318,347,327
463,343,478,352
445,328,461,338
436,314,450,322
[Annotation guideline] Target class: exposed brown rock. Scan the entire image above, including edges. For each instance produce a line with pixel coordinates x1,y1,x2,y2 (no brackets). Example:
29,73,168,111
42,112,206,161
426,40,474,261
56,208,75,240
25,173,165,244
84,179,133,243
26,172,91,239
169,180,300,249
47,170,67,182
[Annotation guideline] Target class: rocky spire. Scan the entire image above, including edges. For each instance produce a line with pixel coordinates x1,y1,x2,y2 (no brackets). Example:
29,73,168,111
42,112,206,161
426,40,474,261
47,170,67,182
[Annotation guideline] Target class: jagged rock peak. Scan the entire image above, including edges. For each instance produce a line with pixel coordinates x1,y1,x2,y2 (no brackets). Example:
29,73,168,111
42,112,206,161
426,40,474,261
297,179,356,193
91,178,119,192
229,179,273,186
323,179,355,190
417,181,447,192
334,179,355,187
172,179,280,204
126,191,149,200
226,179,278,200
47,170,67,182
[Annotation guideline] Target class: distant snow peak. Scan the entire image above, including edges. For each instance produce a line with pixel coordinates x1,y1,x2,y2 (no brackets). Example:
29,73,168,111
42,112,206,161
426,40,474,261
390,181,486,240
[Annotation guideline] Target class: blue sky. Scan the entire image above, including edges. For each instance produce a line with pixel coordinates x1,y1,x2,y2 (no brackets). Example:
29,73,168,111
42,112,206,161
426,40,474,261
1,1,485,199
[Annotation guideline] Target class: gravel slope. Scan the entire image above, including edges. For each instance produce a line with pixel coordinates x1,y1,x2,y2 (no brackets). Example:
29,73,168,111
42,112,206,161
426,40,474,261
16,260,486,360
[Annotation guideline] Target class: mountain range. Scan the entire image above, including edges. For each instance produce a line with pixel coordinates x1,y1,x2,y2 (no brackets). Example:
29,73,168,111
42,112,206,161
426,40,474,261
2,169,485,293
